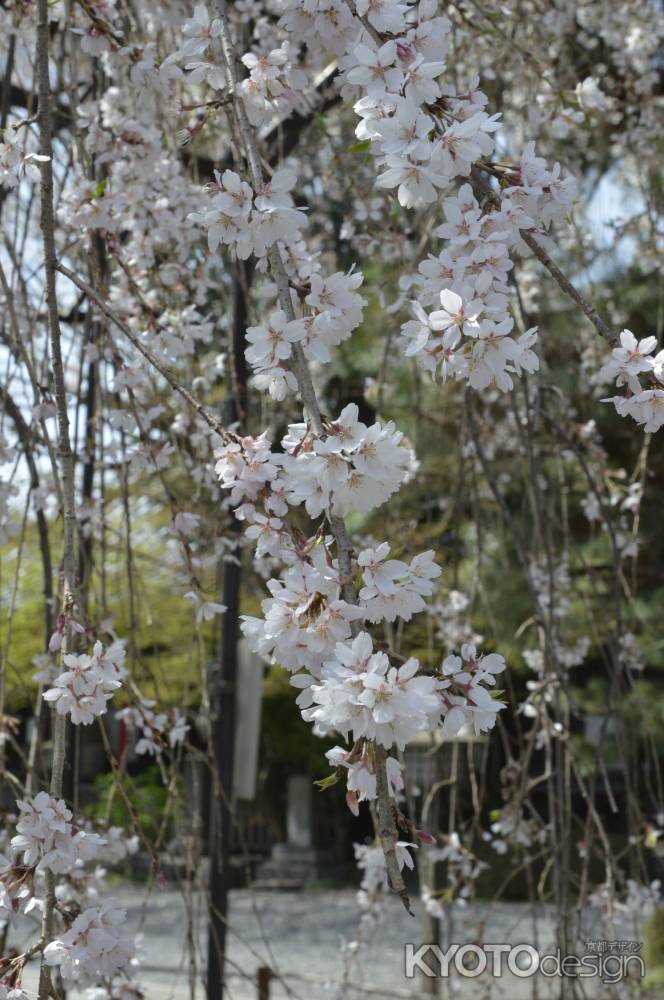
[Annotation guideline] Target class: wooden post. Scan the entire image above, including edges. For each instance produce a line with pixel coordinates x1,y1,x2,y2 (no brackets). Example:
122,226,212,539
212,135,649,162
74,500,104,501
257,966,272,1000
206,259,251,1000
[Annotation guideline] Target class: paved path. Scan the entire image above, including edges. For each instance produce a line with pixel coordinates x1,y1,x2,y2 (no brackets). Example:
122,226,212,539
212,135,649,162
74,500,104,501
13,885,645,999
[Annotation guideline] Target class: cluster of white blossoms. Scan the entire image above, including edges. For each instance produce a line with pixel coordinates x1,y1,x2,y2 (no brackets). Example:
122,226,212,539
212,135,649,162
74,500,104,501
240,41,307,127
300,632,454,750
486,775,548,856
403,176,546,390
214,431,278,506
11,793,105,874
216,404,414,524
244,270,366,400
242,548,364,675
301,270,366,362
401,140,576,389
0,125,50,189
116,699,190,757
358,543,441,622
43,901,135,988
273,0,579,396
169,0,515,818
430,588,483,654
188,168,306,260
353,69,500,208
43,640,126,725
279,409,412,517
2,805,140,992
245,309,308,400
94,826,139,866
300,632,505,752
170,2,223,87
599,329,664,432
438,643,506,737
421,831,488,911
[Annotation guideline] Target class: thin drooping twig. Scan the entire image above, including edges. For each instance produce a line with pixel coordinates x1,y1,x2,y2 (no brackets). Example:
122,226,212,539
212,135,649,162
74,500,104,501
35,1,77,995
518,230,618,347
471,165,618,348
56,262,234,444
214,1,411,911
0,259,64,513
0,387,54,796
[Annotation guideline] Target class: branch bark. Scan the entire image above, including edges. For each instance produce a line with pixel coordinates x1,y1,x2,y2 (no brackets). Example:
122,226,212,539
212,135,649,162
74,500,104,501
36,2,79,994
518,229,618,348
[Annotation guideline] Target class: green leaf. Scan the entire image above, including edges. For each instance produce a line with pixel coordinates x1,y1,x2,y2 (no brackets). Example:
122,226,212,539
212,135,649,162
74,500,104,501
347,139,371,153
91,178,108,200
314,772,340,791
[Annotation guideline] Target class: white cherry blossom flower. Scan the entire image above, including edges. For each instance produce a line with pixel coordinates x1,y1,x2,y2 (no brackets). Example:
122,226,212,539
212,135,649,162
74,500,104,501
347,42,404,98
44,901,135,987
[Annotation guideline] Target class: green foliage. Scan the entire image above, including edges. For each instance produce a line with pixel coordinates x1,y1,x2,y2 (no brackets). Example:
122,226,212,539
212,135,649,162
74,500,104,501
0,492,215,711
91,178,108,199
314,772,341,791
644,908,664,989
347,139,371,153
84,764,174,838
262,665,334,773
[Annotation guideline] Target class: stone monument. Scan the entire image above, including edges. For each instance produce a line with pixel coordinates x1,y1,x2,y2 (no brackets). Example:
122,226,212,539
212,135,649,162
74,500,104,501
254,774,331,887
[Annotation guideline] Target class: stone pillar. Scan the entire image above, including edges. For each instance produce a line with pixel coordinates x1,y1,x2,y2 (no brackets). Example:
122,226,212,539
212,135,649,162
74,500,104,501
254,774,333,887
286,775,312,849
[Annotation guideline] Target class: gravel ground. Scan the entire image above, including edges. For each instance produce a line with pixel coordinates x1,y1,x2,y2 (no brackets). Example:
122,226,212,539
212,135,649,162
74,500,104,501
13,884,646,999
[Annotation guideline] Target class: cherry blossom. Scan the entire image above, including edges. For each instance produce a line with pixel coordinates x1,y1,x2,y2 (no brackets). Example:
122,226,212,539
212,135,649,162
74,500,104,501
44,901,135,987
11,793,106,873
358,544,441,622
347,42,404,99
302,633,443,750
4,0,651,985
599,328,657,389
599,329,662,427
326,745,403,813
116,700,190,756
184,591,228,623
439,643,506,737
43,642,126,725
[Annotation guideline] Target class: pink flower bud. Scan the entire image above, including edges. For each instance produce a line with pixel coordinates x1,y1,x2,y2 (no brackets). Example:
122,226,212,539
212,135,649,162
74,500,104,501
48,630,63,652
346,790,360,817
